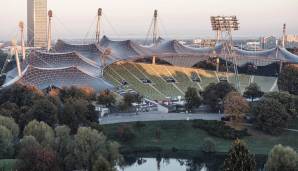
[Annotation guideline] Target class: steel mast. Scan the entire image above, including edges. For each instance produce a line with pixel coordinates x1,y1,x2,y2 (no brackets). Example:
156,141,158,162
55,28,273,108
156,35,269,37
96,8,102,44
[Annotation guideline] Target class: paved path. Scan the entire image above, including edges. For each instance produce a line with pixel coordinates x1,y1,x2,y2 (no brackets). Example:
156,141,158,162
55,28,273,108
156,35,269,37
100,112,222,125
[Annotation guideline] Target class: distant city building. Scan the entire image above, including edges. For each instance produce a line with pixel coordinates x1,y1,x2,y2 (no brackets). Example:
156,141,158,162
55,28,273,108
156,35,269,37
245,41,261,50
285,35,298,42
260,36,277,49
27,0,48,47
285,35,298,48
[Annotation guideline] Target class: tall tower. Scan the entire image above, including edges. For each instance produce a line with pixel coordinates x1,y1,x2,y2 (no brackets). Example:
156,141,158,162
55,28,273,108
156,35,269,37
47,10,53,51
282,23,286,48
27,0,48,48
96,8,102,44
152,10,158,46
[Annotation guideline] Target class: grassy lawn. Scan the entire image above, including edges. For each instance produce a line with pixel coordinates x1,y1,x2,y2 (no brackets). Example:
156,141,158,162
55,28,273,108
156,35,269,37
103,120,298,155
288,118,298,130
0,159,17,171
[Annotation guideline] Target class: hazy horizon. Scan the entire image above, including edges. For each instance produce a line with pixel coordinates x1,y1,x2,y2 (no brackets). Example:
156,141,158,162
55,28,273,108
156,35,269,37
0,0,297,41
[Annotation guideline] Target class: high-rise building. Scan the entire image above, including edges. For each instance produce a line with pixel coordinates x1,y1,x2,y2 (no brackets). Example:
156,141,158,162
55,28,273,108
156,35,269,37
27,0,47,47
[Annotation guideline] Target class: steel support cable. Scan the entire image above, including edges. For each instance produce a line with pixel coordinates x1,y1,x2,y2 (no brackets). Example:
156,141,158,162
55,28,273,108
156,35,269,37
158,16,170,38
102,13,121,38
144,17,154,45
83,15,97,44
54,15,77,38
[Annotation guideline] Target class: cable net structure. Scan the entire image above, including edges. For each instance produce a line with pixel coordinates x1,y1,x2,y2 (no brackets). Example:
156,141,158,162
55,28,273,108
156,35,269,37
2,34,298,94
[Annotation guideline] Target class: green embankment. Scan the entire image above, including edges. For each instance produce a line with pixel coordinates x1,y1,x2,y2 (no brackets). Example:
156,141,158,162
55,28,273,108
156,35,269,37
0,159,17,171
103,120,298,155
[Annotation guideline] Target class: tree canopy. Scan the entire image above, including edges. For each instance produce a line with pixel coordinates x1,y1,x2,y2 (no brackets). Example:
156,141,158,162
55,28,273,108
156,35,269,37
278,64,298,95
243,83,264,101
202,81,236,112
224,91,250,119
223,139,256,171
265,144,298,171
252,98,289,135
185,87,202,113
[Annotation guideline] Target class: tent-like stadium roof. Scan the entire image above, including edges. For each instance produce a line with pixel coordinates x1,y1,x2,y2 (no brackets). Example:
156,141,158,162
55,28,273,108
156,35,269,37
2,35,298,91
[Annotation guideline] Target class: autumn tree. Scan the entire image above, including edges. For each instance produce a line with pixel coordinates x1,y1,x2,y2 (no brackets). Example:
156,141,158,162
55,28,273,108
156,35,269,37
223,139,256,171
97,89,116,107
17,136,59,171
224,91,250,120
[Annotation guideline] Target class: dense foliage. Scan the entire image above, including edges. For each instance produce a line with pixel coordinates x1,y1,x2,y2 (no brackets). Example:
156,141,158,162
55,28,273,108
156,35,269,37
265,144,298,171
223,139,256,171
278,64,298,95
0,85,121,171
202,81,236,112
184,87,202,113
252,98,289,135
224,91,250,119
192,120,249,139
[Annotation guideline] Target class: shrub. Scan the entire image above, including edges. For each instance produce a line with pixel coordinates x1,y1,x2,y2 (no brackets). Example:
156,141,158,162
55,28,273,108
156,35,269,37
201,137,216,153
192,120,249,139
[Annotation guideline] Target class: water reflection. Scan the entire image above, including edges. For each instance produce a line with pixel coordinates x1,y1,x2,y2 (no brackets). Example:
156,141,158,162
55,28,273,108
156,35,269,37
118,153,266,171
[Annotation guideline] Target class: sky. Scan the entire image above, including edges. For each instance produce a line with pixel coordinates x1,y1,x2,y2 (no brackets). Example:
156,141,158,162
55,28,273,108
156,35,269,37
0,0,297,41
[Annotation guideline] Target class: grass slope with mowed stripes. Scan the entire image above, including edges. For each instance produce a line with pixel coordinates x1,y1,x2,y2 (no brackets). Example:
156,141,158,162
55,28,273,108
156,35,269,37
104,62,278,100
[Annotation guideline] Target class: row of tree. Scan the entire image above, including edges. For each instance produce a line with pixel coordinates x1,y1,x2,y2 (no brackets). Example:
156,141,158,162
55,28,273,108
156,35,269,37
222,139,298,171
0,116,121,171
185,81,298,135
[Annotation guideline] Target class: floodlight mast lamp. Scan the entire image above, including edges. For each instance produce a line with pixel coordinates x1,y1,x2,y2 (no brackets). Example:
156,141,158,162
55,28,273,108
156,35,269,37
210,16,240,90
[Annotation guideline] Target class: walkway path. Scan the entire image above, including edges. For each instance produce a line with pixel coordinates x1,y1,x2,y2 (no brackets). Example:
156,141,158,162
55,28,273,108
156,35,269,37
100,112,222,125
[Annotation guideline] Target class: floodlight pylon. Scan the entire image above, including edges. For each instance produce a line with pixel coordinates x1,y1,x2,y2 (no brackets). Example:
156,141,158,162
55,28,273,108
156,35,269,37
211,16,240,90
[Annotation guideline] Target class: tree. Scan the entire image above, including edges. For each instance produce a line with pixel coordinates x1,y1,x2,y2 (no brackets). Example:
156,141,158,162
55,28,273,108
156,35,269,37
252,98,289,135
17,136,59,171
59,86,95,102
123,93,142,107
185,87,202,113
264,91,298,118
265,144,298,171
97,89,116,107
202,82,236,112
60,98,97,133
0,115,19,139
223,139,256,171
0,126,14,159
278,64,298,95
69,127,110,171
26,98,58,127
224,91,250,120
54,125,72,170
92,156,112,171
243,83,264,102
23,120,55,148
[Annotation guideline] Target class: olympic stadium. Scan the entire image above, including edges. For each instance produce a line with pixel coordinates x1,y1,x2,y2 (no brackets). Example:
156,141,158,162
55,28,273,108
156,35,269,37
2,11,298,101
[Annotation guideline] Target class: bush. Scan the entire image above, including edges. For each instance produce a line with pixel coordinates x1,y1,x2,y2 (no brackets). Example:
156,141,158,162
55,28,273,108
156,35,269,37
252,98,289,135
134,121,146,129
201,137,216,153
192,120,249,139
